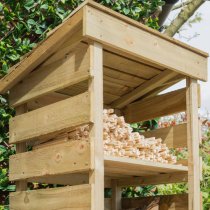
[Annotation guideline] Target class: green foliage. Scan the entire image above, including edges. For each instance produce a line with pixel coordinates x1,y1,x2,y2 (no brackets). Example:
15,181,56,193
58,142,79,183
200,130,210,210
131,118,159,132
122,186,157,198
0,95,15,206
157,183,187,195
0,0,164,76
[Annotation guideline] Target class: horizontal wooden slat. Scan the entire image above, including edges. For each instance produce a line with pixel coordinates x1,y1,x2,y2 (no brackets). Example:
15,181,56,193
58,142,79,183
122,194,188,210
143,123,187,148
124,88,187,123
103,50,162,80
10,140,90,181
27,92,69,111
112,70,177,109
10,184,91,210
117,172,187,187
10,43,90,107
9,92,90,144
84,5,208,81
104,67,145,88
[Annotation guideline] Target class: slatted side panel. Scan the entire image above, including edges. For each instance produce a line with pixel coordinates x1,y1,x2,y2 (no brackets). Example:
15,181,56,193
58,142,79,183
10,42,90,107
10,184,92,210
143,123,187,148
9,92,90,144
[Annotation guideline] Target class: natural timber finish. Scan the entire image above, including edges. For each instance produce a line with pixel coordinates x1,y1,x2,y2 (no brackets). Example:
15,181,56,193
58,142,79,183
122,194,188,210
186,78,201,210
143,123,187,148
0,1,208,96
15,105,28,192
88,43,104,210
104,156,188,177
9,140,90,181
111,70,177,109
10,184,92,210
10,43,90,107
0,2,206,210
9,92,90,144
111,180,121,210
83,4,208,81
124,88,187,122
117,172,188,187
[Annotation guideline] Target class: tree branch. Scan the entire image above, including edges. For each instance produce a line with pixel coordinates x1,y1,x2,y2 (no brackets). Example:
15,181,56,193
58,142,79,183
172,0,192,11
164,0,205,37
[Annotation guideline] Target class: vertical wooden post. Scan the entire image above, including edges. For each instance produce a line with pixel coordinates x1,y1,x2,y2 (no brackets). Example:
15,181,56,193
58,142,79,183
186,78,200,210
111,180,122,210
15,105,28,191
88,42,104,210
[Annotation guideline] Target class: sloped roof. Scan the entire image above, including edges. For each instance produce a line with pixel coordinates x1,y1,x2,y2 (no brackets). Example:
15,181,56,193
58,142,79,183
0,0,208,94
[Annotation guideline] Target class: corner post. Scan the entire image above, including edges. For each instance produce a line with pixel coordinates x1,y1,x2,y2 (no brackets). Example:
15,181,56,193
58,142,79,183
88,42,104,210
186,78,201,210
111,179,122,210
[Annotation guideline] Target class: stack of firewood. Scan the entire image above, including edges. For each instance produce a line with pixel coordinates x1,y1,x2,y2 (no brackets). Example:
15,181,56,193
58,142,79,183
67,109,177,164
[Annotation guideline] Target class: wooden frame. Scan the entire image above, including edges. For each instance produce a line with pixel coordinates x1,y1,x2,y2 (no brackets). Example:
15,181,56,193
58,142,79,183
186,78,201,210
88,42,104,210
0,1,205,210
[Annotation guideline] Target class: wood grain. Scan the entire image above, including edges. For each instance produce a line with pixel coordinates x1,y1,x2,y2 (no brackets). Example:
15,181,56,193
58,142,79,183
84,5,207,81
143,123,187,148
10,184,91,210
10,43,90,107
9,92,90,143
10,140,90,181
124,88,187,123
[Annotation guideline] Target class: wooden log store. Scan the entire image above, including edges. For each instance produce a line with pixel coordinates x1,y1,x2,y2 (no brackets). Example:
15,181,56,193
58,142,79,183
0,1,208,209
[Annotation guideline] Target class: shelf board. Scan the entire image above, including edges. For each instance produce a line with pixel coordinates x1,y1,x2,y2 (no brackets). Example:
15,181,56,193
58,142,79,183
104,156,188,177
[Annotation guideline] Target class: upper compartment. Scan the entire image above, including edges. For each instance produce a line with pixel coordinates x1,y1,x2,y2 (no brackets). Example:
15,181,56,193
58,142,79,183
0,0,208,109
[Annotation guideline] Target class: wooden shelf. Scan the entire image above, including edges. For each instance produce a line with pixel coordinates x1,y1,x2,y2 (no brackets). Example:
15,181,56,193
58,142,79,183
104,156,188,178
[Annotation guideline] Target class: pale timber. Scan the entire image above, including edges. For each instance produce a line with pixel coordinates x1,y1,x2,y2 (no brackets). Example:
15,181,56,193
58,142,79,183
104,156,188,177
15,105,28,191
117,172,188,187
143,123,187,148
10,43,90,107
124,88,187,122
9,92,90,143
186,78,201,210
122,194,188,210
111,179,122,210
9,141,90,181
83,3,208,81
10,184,91,210
88,43,104,210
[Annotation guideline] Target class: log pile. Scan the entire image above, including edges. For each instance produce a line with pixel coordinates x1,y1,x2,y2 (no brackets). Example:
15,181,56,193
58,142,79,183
67,109,177,164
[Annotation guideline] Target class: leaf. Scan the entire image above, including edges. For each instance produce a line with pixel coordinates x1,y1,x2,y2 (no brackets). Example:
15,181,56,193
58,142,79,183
6,185,16,192
27,19,36,25
24,0,35,11
35,28,43,34
2,62,9,73
135,7,141,13
40,4,48,10
0,3,3,11
123,8,130,15
7,54,20,62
